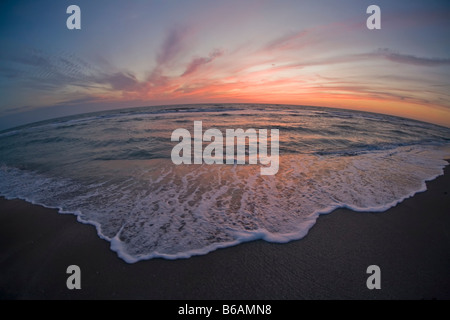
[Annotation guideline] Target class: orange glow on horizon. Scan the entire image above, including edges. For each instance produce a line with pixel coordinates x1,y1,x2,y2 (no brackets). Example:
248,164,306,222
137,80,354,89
2,1,449,130
101,74,450,127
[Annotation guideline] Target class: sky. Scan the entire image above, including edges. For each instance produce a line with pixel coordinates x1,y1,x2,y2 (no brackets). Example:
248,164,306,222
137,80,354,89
0,0,449,129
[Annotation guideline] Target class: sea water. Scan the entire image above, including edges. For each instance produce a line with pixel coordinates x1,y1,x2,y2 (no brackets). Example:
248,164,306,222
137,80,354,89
0,104,449,262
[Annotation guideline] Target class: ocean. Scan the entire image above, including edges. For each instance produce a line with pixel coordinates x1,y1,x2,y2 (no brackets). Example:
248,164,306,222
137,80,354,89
0,104,449,263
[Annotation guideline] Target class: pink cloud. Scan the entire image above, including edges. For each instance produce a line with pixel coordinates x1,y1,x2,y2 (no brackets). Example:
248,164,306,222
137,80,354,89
182,48,224,76
156,25,193,67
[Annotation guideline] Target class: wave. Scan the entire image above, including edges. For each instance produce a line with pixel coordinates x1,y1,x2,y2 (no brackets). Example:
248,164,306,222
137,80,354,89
1,144,448,263
1,104,449,262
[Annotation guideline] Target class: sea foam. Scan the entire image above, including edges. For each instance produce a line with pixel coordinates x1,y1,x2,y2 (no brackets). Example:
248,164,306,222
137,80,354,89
0,104,449,262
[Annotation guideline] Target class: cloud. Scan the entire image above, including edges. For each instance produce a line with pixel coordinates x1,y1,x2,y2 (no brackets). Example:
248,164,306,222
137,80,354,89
264,30,309,51
262,49,450,71
0,65,21,79
9,48,51,68
0,44,145,94
156,25,192,66
182,48,224,76
0,24,199,103
53,95,111,107
2,20,449,123
146,68,169,88
375,49,450,66
0,104,35,117
99,72,139,91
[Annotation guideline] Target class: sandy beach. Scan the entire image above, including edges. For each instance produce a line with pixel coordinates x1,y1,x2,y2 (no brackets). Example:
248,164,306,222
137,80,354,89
0,161,449,300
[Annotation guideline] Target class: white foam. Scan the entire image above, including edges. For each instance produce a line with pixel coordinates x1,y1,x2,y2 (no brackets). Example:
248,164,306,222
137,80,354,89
0,144,449,263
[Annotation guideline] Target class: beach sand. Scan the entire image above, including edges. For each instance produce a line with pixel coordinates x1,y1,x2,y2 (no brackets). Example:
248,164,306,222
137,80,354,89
0,161,449,300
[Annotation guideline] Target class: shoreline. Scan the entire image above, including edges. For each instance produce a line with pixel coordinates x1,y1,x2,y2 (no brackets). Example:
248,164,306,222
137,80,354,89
0,161,449,299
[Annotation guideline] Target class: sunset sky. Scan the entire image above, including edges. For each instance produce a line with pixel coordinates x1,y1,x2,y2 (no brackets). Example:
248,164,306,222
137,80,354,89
0,0,449,129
